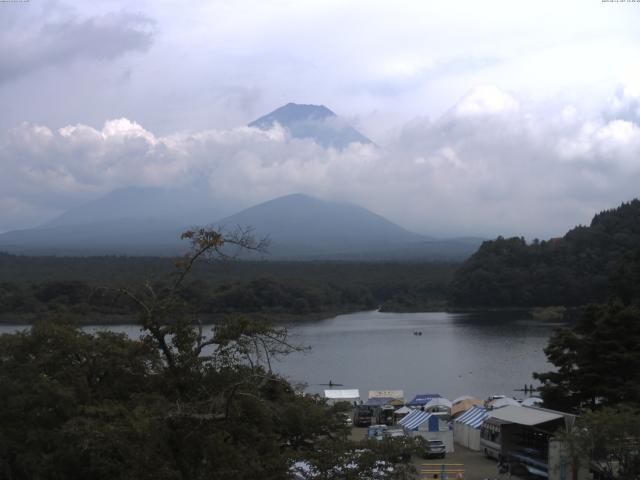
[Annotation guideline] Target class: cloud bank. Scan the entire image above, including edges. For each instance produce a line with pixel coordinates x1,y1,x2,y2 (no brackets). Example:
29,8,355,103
0,7,154,84
2,84,639,237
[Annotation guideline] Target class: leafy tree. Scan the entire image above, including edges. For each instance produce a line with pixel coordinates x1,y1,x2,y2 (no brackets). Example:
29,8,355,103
0,227,410,479
449,199,640,308
557,406,640,480
534,302,640,412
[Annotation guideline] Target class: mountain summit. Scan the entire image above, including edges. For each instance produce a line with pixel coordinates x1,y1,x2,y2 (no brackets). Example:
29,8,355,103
249,103,372,149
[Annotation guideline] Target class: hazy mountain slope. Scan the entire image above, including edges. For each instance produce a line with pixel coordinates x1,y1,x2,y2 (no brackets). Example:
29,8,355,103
249,103,372,148
213,193,427,257
0,191,479,260
0,218,185,256
46,186,228,228
0,186,233,254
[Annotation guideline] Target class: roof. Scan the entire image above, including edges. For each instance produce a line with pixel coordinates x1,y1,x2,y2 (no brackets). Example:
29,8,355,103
324,389,360,400
364,397,395,406
452,395,476,404
451,398,484,417
425,397,452,409
398,410,434,430
394,406,412,415
521,397,543,407
489,397,521,408
455,406,489,429
369,390,404,400
407,393,441,406
488,406,564,426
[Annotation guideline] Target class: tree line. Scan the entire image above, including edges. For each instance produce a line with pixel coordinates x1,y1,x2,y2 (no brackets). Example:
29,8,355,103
449,199,640,307
533,248,640,479
0,257,456,322
0,228,425,479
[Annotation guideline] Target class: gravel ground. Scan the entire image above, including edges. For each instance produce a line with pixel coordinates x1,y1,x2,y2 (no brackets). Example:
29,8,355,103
349,427,527,480
413,444,526,480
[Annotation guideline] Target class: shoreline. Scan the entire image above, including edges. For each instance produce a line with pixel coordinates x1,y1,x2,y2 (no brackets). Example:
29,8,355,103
0,304,578,326
0,307,366,326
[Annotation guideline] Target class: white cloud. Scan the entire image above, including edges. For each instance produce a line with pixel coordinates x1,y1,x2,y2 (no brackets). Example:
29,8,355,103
2,85,640,237
452,86,519,117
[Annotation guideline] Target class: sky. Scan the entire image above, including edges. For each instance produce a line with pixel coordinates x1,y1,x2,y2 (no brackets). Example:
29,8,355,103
1,0,640,237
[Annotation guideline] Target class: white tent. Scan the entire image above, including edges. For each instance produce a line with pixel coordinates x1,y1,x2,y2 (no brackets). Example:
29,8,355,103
394,406,412,415
452,395,475,404
399,410,454,452
521,397,543,407
425,397,453,410
453,406,490,451
324,389,360,404
488,397,521,409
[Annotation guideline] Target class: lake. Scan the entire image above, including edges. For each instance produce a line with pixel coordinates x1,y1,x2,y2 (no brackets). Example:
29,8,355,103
0,310,564,402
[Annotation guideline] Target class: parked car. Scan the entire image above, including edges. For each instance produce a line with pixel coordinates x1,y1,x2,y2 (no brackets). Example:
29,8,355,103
367,424,387,440
423,439,446,459
342,412,353,426
383,428,405,439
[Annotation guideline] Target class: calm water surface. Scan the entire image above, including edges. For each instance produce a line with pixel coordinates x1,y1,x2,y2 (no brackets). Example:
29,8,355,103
274,310,564,401
0,310,564,401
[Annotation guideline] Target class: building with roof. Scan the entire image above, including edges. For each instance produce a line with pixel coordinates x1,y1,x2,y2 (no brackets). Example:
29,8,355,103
368,390,404,401
479,406,587,480
323,389,360,404
454,406,490,451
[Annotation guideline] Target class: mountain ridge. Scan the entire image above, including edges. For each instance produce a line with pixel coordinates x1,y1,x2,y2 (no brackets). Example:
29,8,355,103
0,192,481,259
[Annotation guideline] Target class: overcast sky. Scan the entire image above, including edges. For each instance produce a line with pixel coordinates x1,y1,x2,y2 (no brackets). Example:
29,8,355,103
1,0,640,237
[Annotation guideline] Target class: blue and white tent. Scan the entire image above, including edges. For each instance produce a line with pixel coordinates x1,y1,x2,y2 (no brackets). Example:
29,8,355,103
398,410,439,432
453,406,490,451
455,406,489,428
406,393,441,407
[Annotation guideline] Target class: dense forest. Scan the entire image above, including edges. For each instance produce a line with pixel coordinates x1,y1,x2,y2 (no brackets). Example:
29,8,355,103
449,199,640,307
0,254,456,323
532,244,640,478
0,229,423,480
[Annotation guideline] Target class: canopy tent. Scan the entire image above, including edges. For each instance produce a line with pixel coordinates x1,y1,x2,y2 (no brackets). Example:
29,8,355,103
425,397,452,410
400,409,454,452
521,397,543,407
393,406,412,422
394,406,412,415
398,410,438,431
406,393,441,407
453,406,490,451
455,406,490,429
452,395,475,404
324,389,360,403
451,398,483,417
488,397,521,409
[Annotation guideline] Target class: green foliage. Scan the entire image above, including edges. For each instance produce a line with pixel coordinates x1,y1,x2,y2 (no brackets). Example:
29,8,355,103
558,406,640,480
292,436,421,480
0,257,456,321
449,199,640,307
0,319,166,479
534,303,640,411
0,228,409,479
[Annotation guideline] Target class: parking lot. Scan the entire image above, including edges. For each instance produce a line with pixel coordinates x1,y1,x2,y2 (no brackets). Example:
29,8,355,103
350,427,526,480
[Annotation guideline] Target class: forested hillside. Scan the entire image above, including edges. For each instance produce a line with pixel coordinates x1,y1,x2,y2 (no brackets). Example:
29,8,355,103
449,199,640,307
0,255,456,322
